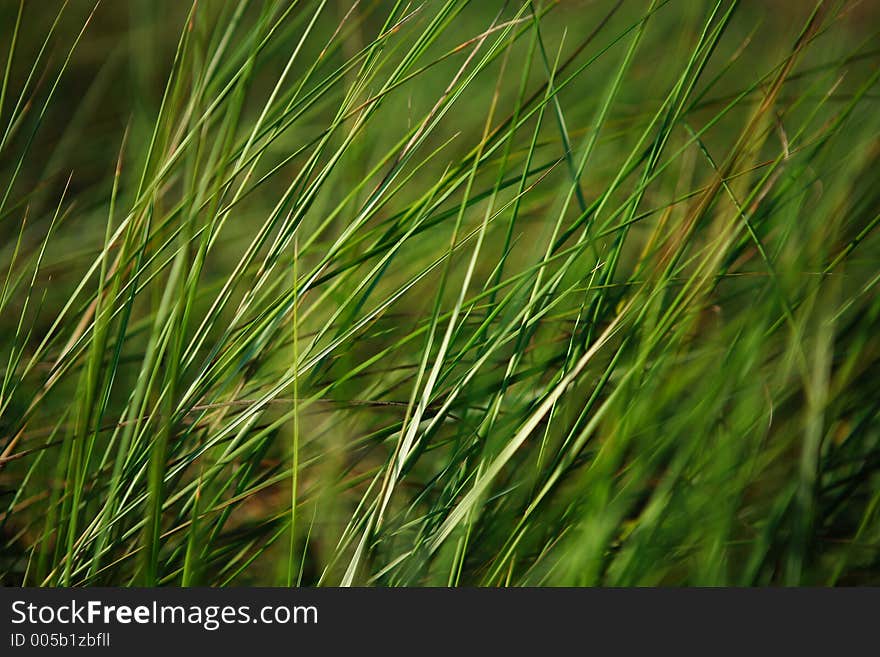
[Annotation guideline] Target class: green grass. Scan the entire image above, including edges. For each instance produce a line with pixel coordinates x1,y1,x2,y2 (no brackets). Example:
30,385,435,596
0,0,879,586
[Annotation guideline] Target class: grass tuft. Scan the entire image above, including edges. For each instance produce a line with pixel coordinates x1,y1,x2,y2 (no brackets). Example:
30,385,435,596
0,0,878,586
